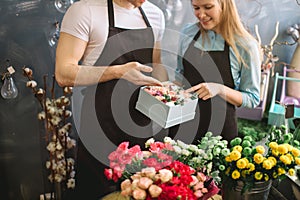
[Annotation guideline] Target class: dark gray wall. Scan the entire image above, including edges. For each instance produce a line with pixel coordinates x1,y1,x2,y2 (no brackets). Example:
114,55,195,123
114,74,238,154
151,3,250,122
0,0,299,199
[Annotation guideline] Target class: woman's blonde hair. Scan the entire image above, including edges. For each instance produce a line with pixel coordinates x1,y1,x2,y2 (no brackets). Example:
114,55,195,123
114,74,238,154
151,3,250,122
200,0,261,67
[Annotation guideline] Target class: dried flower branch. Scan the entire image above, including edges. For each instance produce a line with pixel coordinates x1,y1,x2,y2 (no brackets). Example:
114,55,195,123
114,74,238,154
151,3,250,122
22,66,76,190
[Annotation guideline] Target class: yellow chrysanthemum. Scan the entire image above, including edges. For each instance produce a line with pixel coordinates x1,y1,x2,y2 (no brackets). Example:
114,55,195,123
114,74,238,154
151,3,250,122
272,149,279,156
292,148,300,157
230,150,241,161
267,156,277,167
256,145,265,154
233,145,243,152
236,158,247,169
278,167,286,175
289,168,295,176
231,170,240,179
255,172,263,180
247,163,255,172
262,159,273,170
241,170,248,178
278,144,289,155
280,155,292,165
285,143,293,152
286,153,294,162
264,174,269,181
269,142,278,150
295,157,300,165
225,155,232,162
254,153,264,164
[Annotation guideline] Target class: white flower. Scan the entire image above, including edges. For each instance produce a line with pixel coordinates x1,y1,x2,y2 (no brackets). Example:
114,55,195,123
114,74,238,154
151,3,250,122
177,140,188,149
181,149,191,156
67,178,75,189
145,138,155,147
47,142,56,153
46,161,51,169
188,144,198,152
173,146,182,154
54,174,63,182
163,137,175,145
38,111,45,120
26,80,37,88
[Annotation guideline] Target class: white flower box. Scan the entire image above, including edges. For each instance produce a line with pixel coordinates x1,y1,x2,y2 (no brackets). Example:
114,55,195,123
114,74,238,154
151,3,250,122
135,83,198,128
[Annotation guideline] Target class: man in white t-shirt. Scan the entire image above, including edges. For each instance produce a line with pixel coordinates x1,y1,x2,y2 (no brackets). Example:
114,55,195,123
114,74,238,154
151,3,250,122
55,0,167,199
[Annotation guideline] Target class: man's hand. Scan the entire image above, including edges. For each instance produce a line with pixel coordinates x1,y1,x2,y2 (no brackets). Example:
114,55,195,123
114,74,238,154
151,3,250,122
118,62,162,86
185,82,224,100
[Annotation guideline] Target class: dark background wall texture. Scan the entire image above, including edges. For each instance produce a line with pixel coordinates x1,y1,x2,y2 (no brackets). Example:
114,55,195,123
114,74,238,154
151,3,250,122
0,0,300,199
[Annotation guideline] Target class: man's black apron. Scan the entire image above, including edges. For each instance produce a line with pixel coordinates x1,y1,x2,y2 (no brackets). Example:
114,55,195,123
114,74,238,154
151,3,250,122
74,1,156,199
170,30,238,144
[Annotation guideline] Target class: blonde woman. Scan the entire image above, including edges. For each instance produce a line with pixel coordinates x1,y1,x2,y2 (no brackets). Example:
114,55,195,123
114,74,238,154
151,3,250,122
172,0,261,143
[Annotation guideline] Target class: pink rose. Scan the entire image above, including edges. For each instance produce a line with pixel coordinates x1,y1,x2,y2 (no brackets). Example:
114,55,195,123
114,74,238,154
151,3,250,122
141,167,156,179
121,179,132,190
104,168,113,180
197,172,206,182
121,187,132,196
190,175,199,186
132,188,147,200
158,169,173,183
194,190,203,198
138,177,153,189
193,181,204,190
149,184,162,198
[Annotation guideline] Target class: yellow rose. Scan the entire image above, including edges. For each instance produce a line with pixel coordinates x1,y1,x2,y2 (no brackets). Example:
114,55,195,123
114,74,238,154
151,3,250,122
256,145,265,154
233,145,243,152
295,157,300,165
237,158,247,169
289,168,295,176
269,142,278,150
264,174,269,181
267,156,277,167
225,155,232,162
272,149,279,156
278,144,289,155
292,148,300,157
286,153,294,162
278,167,286,175
230,150,241,161
247,163,255,172
262,159,272,170
231,170,240,179
285,143,293,152
255,172,263,180
280,155,292,165
254,153,264,164
272,171,278,179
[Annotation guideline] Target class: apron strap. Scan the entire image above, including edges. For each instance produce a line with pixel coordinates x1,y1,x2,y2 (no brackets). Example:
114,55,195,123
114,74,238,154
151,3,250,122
107,0,114,27
107,0,151,28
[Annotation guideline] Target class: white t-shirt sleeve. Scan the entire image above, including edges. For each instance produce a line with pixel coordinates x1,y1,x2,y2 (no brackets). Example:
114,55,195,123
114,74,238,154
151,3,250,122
60,2,91,42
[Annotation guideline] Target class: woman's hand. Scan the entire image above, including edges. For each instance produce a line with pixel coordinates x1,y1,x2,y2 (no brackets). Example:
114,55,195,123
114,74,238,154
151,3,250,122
185,82,224,100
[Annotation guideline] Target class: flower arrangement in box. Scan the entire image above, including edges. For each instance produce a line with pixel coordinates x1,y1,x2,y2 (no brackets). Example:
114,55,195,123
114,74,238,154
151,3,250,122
104,136,220,200
22,67,76,197
220,125,300,193
143,81,197,106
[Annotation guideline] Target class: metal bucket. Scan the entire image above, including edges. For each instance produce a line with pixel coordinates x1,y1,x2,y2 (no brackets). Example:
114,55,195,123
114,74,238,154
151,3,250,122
222,180,272,200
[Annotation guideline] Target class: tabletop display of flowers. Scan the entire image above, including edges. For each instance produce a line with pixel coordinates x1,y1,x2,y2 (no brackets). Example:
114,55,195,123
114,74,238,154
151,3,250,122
104,135,220,200
23,67,76,191
220,125,300,193
143,81,197,106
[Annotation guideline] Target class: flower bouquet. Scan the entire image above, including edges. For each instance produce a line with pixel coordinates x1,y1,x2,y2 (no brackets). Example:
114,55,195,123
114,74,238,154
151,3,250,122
104,136,220,200
219,125,300,198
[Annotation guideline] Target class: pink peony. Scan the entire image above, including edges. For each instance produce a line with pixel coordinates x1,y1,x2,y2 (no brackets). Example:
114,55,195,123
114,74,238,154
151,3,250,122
158,169,173,183
121,179,132,190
